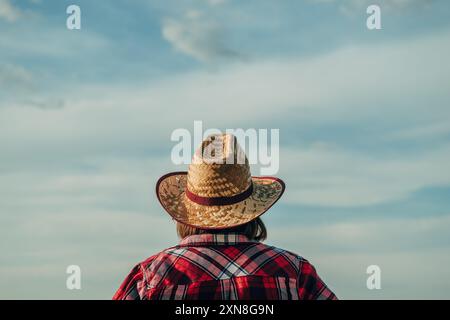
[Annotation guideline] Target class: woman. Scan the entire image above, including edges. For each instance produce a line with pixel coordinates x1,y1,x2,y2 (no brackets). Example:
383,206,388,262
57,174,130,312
113,134,336,300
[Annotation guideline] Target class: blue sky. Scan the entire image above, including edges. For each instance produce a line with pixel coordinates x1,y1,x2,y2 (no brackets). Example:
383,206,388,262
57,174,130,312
1,0,450,299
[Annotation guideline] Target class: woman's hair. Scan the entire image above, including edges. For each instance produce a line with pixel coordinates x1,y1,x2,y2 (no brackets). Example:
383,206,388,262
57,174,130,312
177,217,267,242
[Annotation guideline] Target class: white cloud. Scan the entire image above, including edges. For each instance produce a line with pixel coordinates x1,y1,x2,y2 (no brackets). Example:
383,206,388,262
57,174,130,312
386,121,450,141
162,10,240,62
0,63,33,87
280,142,450,207
270,214,450,255
0,0,21,22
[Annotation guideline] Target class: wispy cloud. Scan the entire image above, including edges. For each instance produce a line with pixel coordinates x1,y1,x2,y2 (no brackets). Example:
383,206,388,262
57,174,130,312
162,10,241,62
0,63,33,87
281,143,450,207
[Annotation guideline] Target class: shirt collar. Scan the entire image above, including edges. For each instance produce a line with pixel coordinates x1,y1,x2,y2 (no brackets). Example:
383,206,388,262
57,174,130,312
179,233,254,246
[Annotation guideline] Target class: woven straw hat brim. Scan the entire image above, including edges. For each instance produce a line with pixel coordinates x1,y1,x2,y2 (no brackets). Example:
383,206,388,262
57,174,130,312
156,172,285,229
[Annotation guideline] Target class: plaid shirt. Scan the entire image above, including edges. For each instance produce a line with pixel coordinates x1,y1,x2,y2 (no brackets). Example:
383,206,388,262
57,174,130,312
113,233,337,300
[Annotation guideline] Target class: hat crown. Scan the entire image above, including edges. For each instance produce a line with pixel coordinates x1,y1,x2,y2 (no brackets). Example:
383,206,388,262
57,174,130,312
187,134,252,198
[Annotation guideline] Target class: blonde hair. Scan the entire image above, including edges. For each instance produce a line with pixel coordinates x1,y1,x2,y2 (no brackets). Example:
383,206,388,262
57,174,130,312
176,218,267,242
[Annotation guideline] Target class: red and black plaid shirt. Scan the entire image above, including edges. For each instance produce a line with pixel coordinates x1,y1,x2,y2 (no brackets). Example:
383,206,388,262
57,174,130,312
113,233,337,300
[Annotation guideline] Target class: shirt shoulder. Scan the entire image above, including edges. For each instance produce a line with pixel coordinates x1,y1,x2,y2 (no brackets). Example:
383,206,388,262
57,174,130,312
258,243,309,267
137,244,180,268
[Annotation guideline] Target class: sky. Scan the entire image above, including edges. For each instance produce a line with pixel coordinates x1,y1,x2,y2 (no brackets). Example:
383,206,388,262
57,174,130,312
1,0,450,299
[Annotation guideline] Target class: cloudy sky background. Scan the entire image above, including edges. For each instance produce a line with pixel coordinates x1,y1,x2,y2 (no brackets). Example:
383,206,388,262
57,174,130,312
1,0,450,299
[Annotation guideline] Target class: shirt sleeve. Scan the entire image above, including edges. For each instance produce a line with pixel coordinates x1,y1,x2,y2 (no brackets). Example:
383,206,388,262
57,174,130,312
113,264,144,300
298,260,338,300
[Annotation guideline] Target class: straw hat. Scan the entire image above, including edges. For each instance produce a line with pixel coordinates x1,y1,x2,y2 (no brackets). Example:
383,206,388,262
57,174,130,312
156,133,285,229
